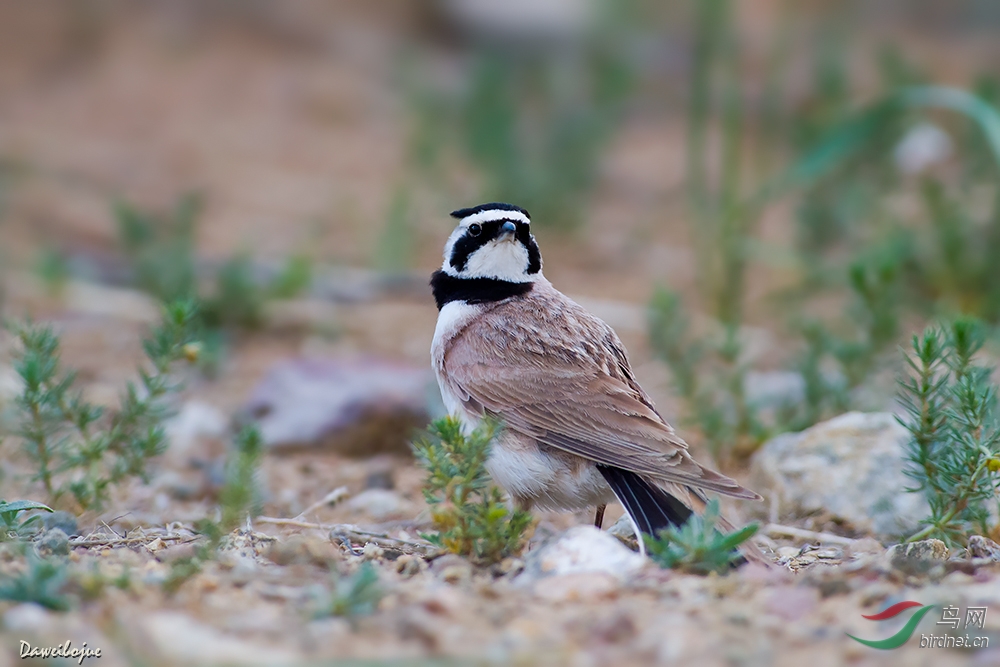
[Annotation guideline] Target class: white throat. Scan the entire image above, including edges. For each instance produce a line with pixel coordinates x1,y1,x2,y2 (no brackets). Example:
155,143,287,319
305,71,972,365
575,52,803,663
441,239,535,282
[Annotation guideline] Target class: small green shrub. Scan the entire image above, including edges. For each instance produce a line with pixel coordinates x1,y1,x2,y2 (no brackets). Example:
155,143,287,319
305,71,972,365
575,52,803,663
0,499,52,541
645,499,757,575
899,319,1000,545
0,551,72,611
8,301,198,510
114,196,312,336
312,562,382,620
218,425,265,532
413,417,534,565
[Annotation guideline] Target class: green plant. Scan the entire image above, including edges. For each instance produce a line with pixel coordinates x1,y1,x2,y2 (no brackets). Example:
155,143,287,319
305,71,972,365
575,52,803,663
413,417,534,565
898,319,1000,545
645,499,757,575
161,556,203,597
114,196,313,336
218,425,264,532
115,195,199,304
0,499,52,540
648,289,764,463
9,300,198,510
653,0,1000,464
312,562,382,620
0,552,72,611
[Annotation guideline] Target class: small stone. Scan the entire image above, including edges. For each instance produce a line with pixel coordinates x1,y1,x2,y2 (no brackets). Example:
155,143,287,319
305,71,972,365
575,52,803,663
886,539,948,570
845,537,885,559
35,528,70,557
362,542,384,561
533,572,620,603
345,489,410,521
265,535,340,567
968,536,1000,561
41,511,78,537
606,514,639,551
3,603,50,632
145,537,167,553
776,546,800,561
395,554,424,577
494,557,524,576
138,611,300,664
156,542,200,564
518,526,645,584
430,554,472,584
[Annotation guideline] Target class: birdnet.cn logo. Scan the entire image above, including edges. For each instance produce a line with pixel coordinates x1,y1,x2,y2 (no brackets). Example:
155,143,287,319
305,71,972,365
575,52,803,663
847,601,989,650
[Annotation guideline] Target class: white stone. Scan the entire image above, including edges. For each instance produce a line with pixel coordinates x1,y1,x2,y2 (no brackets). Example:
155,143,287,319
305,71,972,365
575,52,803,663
518,526,645,584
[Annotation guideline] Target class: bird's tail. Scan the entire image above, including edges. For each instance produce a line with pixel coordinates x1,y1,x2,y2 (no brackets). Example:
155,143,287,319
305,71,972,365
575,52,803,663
597,465,770,566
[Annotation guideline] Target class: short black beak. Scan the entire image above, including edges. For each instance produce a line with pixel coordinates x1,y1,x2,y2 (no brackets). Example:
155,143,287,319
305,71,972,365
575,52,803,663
499,221,517,239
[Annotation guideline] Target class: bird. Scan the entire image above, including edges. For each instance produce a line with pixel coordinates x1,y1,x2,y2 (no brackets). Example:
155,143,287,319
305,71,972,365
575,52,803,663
430,202,765,559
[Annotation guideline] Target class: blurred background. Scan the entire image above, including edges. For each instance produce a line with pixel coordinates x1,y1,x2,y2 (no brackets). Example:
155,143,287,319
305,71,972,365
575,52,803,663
1,0,1000,662
3,0,1000,461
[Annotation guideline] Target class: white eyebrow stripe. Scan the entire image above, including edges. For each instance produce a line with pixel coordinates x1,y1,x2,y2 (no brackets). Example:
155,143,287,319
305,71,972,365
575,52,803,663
457,209,530,226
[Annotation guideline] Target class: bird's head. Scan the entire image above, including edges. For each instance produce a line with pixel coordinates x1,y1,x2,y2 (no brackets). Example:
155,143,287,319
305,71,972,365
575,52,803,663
441,203,542,283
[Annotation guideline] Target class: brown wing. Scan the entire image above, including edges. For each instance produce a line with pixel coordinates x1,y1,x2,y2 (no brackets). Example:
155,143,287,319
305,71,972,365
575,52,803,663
442,285,760,500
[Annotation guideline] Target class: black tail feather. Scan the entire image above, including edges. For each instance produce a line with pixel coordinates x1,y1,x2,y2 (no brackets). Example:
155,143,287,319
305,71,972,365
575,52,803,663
597,465,692,537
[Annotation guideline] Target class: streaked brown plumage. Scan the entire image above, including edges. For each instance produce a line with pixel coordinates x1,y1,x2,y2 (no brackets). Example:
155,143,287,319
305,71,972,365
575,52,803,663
431,203,766,562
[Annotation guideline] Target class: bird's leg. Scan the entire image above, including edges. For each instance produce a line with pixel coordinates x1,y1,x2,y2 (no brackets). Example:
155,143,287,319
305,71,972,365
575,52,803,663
594,504,606,529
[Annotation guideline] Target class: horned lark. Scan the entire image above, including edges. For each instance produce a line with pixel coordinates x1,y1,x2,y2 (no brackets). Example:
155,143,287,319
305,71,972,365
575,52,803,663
430,203,763,556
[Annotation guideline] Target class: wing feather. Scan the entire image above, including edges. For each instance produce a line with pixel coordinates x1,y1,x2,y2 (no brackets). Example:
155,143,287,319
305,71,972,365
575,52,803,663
442,284,760,500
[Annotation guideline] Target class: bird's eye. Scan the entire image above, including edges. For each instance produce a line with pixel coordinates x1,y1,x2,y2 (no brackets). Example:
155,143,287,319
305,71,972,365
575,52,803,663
468,223,482,237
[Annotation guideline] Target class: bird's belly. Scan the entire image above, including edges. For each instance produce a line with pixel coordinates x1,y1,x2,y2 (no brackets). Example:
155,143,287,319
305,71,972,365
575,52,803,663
485,430,615,511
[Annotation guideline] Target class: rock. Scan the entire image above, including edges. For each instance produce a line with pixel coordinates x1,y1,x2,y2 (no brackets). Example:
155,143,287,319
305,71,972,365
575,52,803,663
430,554,473,584
517,526,645,585
138,611,300,665
345,489,410,521
606,514,639,551
243,358,431,456
967,536,1000,562
749,412,929,537
266,535,341,568
886,539,948,569
35,528,70,557
41,511,78,537
164,401,228,463
3,603,50,632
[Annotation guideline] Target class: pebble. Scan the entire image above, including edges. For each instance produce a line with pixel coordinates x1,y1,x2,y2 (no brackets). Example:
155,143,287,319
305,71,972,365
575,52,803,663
533,573,620,603
345,489,410,520
518,526,645,584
